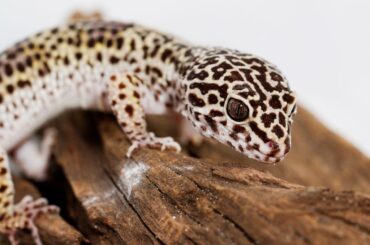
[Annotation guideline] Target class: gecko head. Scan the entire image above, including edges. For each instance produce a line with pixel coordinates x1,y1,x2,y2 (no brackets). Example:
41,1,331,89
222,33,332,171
183,48,297,163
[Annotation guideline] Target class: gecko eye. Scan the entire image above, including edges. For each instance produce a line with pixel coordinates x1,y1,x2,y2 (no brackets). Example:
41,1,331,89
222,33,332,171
226,98,249,122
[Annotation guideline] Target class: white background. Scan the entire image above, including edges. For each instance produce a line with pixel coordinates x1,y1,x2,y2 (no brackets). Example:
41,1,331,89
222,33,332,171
0,0,369,156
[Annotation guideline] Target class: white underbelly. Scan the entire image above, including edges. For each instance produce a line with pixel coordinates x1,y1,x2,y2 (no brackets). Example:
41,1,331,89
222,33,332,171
0,63,169,151
0,69,108,151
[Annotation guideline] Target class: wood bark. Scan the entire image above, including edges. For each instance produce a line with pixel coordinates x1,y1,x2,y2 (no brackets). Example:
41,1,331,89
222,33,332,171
186,107,370,194
0,176,86,245
45,112,370,244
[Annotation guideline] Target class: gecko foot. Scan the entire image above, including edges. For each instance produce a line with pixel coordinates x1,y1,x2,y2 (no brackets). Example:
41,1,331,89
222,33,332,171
127,132,181,157
3,195,60,245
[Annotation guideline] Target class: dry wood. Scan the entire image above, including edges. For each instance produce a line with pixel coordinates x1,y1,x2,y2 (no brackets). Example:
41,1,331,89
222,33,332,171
0,176,86,245
148,107,370,194
47,112,370,245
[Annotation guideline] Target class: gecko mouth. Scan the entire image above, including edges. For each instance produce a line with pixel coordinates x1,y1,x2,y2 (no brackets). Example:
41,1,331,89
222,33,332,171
247,146,283,163
244,141,285,164
219,126,285,163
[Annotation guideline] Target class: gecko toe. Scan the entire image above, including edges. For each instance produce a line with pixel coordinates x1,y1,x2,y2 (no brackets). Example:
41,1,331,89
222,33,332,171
126,134,181,157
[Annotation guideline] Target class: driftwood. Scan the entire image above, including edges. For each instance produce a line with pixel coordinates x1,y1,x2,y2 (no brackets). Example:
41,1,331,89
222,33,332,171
179,107,370,194
0,177,86,244
30,111,370,244
1,107,369,244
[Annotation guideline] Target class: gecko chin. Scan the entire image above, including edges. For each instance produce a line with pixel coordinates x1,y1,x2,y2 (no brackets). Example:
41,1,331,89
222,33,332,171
245,138,290,164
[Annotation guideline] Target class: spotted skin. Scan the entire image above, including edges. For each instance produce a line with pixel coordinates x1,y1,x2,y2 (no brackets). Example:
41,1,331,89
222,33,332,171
182,49,297,162
0,20,296,244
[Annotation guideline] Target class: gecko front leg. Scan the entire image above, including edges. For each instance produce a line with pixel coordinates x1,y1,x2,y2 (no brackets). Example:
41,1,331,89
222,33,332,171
108,73,181,157
0,146,59,245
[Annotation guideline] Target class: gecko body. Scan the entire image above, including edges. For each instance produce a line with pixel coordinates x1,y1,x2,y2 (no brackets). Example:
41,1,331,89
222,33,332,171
0,21,297,244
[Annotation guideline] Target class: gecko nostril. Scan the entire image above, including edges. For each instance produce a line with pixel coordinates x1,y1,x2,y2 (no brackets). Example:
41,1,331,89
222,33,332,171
267,140,280,156
268,140,279,150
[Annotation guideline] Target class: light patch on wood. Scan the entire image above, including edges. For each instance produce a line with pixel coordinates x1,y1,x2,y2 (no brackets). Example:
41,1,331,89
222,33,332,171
121,161,149,197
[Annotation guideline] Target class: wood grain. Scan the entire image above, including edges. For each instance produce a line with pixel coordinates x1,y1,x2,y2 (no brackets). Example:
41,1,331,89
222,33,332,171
45,112,370,245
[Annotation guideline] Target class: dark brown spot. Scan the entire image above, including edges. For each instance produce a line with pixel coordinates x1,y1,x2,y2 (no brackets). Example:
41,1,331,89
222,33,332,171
272,125,284,138
25,56,33,67
116,37,124,49
270,72,283,82
233,125,245,133
284,137,291,154
130,39,136,50
96,36,104,44
151,67,163,78
225,71,243,82
188,93,205,107
133,91,140,99
189,83,228,100
211,61,233,80
125,105,134,117
204,115,218,133
6,85,14,94
0,185,7,193
209,109,223,117
16,63,25,72
110,56,119,64
283,93,295,104
269,95,282,109
208,94,218,104
249,121,269,143
75,52,82,60
229,132,238,140
261,113,276,128
17,80,31,88
87,38,95,48
64,57,70,66
28,43,35,49
119,93,126,100
34,53,41,60
0,168,6,175
187,70,209,80
38,69,45,77
107,39,113,48
96,52,103,62
67,37,74,45
161,49,172,62
51,28,59,34
4,64,13,77
279,112,286,127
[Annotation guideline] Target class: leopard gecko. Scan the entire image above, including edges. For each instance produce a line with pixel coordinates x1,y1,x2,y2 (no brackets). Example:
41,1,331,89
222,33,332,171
0,20,297,244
